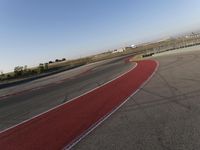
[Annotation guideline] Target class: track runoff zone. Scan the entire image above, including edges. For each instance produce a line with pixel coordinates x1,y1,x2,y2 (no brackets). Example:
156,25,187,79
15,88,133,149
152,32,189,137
0,59,158,150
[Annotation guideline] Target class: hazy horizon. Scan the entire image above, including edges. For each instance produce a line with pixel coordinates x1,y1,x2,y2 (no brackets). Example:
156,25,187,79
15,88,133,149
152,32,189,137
1,0,200,72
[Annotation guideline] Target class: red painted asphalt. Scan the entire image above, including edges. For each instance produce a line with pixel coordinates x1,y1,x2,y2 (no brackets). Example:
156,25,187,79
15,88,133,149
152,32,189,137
0,60,158,150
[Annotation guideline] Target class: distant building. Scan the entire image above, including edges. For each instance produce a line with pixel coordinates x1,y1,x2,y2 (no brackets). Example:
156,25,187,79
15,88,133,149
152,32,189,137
112,48,125,53
131,44,136,48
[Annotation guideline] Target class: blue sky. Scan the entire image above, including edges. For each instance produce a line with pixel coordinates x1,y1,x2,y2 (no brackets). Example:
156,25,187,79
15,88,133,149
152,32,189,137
1,0,200,72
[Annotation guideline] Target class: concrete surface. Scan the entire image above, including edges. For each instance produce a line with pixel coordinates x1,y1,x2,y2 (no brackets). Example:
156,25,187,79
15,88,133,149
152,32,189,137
73,47,200,150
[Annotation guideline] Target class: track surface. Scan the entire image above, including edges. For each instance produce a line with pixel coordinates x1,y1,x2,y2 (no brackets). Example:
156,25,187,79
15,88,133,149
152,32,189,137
74,47,200,150
0,60,157,150
0,57,132,131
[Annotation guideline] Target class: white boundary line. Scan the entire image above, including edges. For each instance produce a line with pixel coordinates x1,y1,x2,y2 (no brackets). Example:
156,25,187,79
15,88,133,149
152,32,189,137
63,60,159,150
0,62,138,134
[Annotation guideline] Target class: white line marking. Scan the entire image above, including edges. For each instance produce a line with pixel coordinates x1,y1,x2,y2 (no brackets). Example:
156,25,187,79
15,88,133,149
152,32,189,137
63,60,159,150
0,63,137,134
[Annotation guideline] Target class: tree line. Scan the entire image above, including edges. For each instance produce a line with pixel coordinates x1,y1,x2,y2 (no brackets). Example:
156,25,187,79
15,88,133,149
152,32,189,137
0,58,67,81
0,63,49,81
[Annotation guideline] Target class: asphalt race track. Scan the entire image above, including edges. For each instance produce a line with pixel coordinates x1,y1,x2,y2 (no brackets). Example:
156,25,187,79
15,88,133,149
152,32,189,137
1,46,200,150
0,57,132,131
74,47,200,150
0,60,157,150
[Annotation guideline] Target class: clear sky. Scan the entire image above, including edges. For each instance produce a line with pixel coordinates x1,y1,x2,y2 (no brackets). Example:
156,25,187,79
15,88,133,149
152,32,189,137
1,0,200,72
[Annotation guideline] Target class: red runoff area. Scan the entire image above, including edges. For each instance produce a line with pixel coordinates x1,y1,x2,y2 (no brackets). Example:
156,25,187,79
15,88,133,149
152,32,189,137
0,60,158,150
